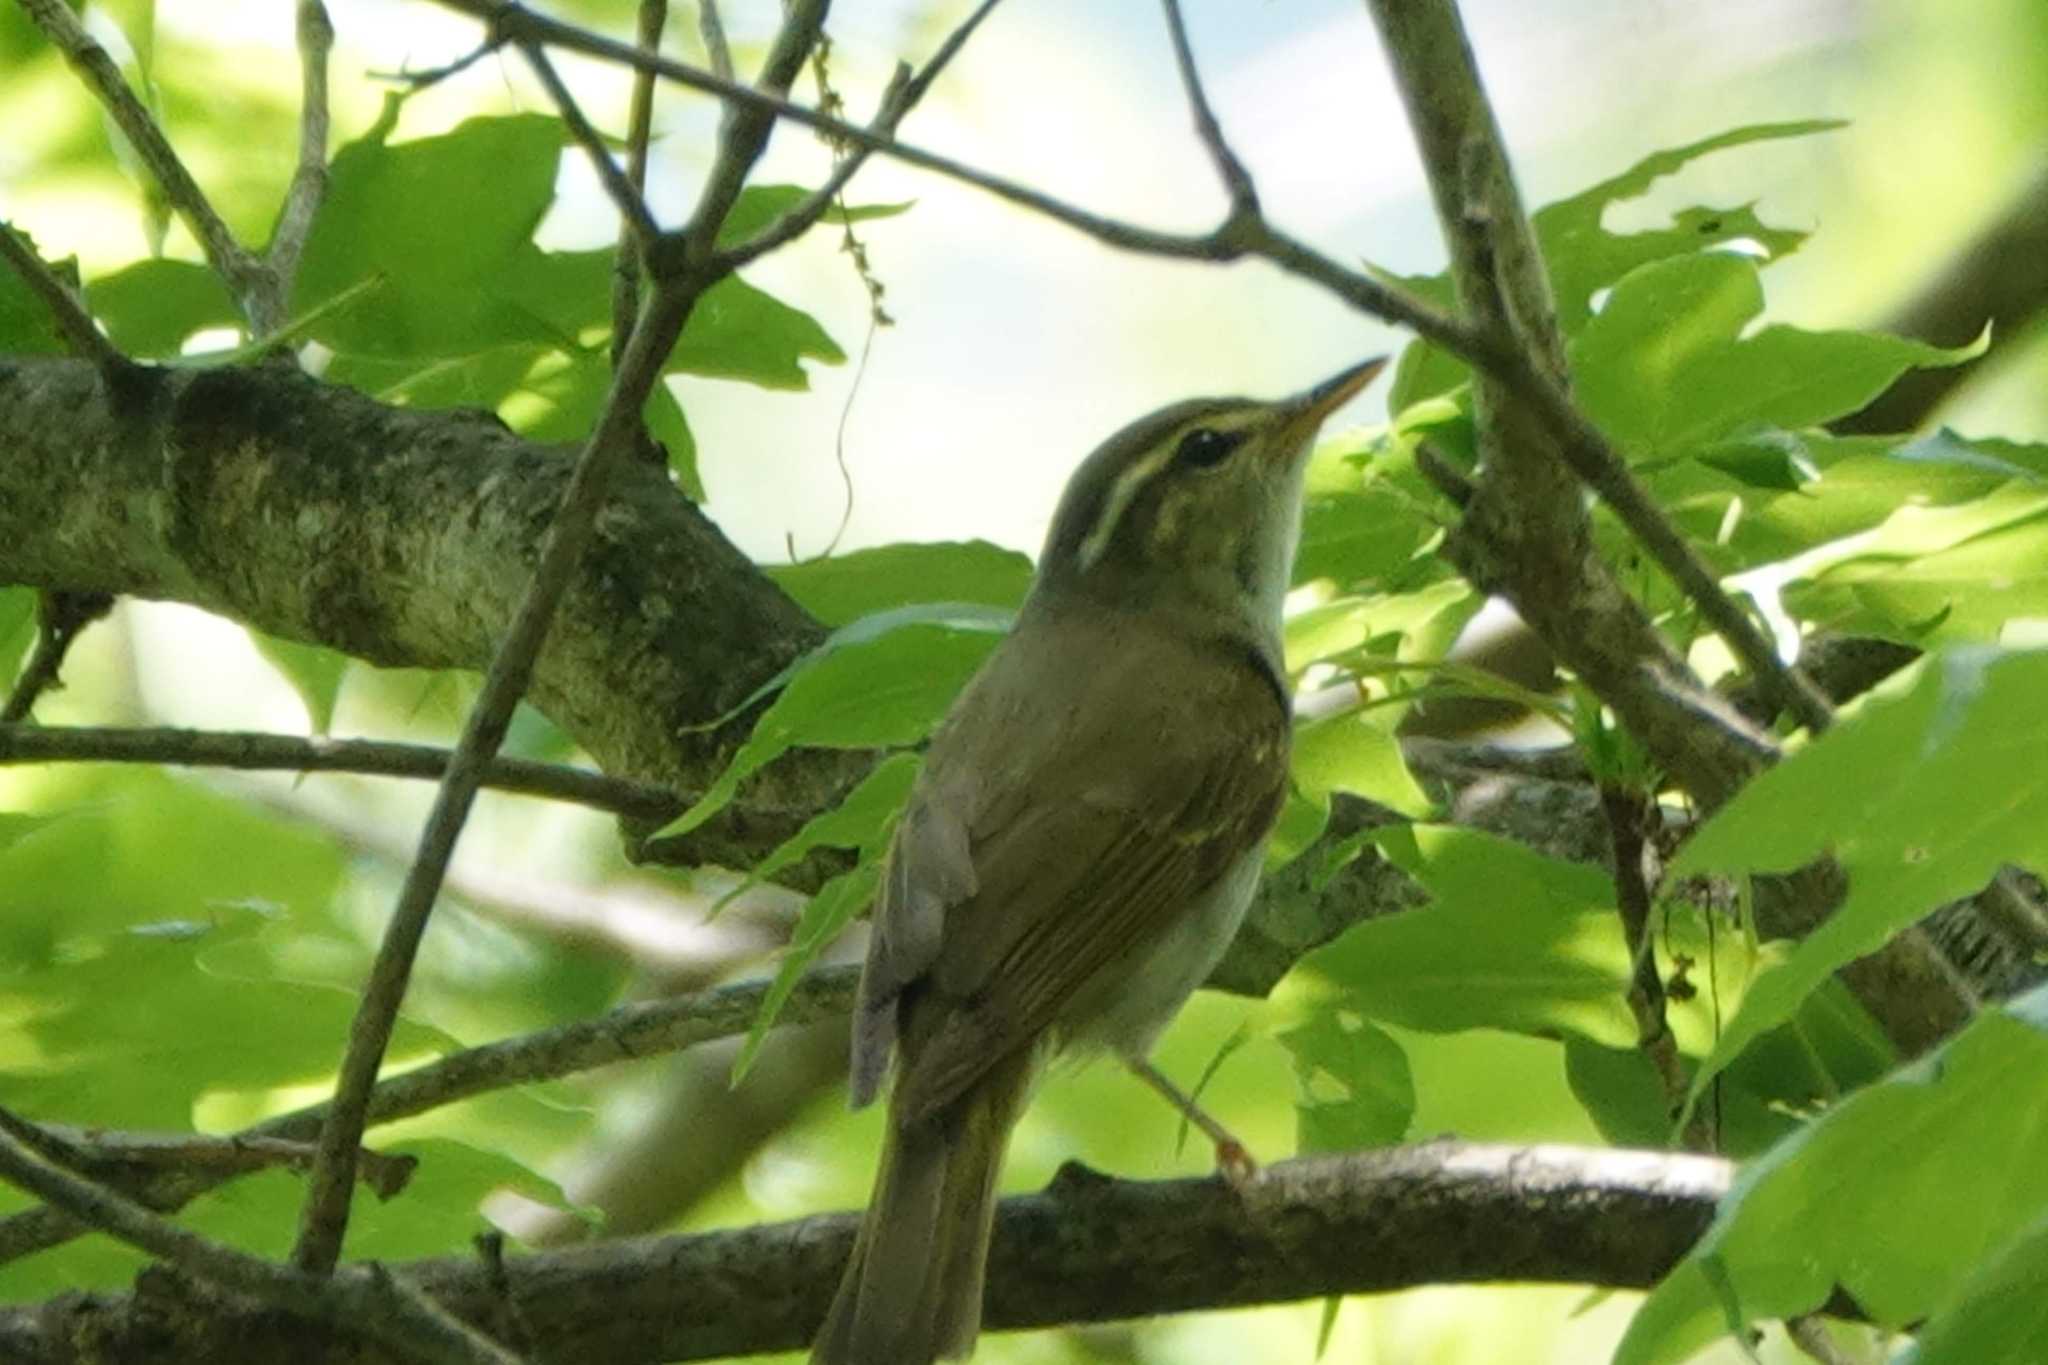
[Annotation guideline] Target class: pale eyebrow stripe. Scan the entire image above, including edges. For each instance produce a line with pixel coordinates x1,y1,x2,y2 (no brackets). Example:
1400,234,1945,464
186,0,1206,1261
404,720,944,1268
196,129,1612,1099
1078,441,1177,570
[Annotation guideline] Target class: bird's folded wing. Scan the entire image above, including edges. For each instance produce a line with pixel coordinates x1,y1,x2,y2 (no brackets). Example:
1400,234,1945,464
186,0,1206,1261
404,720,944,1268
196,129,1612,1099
891,720,1286,1124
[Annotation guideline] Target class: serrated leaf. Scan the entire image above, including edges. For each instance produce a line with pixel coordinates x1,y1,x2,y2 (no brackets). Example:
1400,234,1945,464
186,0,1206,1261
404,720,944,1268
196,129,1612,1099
767,541,1034,627
1384,121,1837,409
1784,510,2048,646
652,621,998,841
251,630,350,734
1572,252,1984,457
1670,648,2048,1109
1616,990,2048,1365
85,257,238,356
1279,1008,1413,1152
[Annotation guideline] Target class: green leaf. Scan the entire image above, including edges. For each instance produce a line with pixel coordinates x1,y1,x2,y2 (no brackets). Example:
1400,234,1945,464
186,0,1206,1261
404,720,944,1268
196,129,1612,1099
0,234,76,356
1616,991,2048,1365
1671,648,2048,1107
1290,709,1432,819
1899,1212,2048,1365
1784,509,2048,646
1538,120,1838,332
1298,825,1637,1044
670,274,844,388
733,858,884,1083
251,630,350,734
767,541,1034,627
1572,252,1984,457
0,588,34,689
652,621,998,841
85,257,238,356
503,246,844,389
715,183,913,249
1384,121,1837,408
1279,1008,1413,1152
294,114,564,357
712,752,919,913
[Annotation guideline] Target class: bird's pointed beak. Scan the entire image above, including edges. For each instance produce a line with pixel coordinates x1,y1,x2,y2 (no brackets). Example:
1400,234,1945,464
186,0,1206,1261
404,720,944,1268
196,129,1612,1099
1270,355,1389,456
1289,355,1390,426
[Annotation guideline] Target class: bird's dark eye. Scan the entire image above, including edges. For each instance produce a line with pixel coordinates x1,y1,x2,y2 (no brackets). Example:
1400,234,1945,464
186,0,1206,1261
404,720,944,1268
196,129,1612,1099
1175,426,1242,469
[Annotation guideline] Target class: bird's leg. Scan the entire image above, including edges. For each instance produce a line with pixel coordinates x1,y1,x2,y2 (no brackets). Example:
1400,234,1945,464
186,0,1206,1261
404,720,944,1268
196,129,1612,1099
1122,1056,1258,1185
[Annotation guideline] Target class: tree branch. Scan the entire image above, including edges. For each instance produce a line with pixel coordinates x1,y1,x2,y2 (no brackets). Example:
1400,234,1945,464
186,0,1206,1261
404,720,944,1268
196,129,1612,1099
610,0,667,368
0,723,678,819
16,0,270,329
0,1123,521,1365
523,41,662,257
0,1141,1730,1363
1157,0,1259,221
0,223,125,371
0,591,114,724
266,0,335,307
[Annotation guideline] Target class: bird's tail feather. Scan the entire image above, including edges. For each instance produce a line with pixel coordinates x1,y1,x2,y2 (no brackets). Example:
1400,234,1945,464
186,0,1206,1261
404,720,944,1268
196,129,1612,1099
811,1056,1030,1364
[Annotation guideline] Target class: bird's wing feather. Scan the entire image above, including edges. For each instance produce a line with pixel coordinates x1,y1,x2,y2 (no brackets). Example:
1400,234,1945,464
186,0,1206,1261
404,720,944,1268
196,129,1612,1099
887,627,1289,1123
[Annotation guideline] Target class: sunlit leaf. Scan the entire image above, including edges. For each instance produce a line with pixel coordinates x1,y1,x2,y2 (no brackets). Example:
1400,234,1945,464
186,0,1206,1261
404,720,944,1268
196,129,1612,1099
767,541,1034,627
1671,648,2048,1107
1617,989,2048,1364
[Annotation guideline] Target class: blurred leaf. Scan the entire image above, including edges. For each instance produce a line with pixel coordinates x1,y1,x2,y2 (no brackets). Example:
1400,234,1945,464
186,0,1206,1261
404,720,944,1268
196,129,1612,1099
85,256,238,357
1691,428,1817,492
0,587,34,688
0,910,448,1131
1616,989,2048,1364
178,1136,575,1265
1280,1007,1413,1152
653,621,998,841
294,114,562,357
767,541,1034,627
1572,252,1984,458
1670,648,2048,1108
251,630,350,734
1898,1212,2048,1365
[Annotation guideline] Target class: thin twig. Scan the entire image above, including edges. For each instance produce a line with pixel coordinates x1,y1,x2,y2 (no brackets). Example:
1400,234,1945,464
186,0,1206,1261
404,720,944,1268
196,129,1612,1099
0,966,861,1268
611,0,668,369
522,42,662,255
716,0,1006,272
1158,0,1259,219
289,284,695,1275
290,0,836,1280
264,0,335,319
0,224,126,370
697,0,735,81
17,0,266,324
422,0,1482,354
0,591,115,724
0,723,678,819
0,1124,523,1365
1599,784,1705,1147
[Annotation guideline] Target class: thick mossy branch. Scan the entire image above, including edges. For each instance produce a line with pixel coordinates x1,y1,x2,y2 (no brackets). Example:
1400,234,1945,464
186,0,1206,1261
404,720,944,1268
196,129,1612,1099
0,355,860,874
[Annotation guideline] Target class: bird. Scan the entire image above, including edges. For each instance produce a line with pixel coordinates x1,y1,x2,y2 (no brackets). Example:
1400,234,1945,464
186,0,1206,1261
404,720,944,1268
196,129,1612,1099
810,356,1388,1364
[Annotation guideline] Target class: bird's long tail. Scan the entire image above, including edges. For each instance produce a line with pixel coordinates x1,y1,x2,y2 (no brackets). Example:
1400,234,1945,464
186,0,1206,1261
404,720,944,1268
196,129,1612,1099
810,1054,1031,1364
